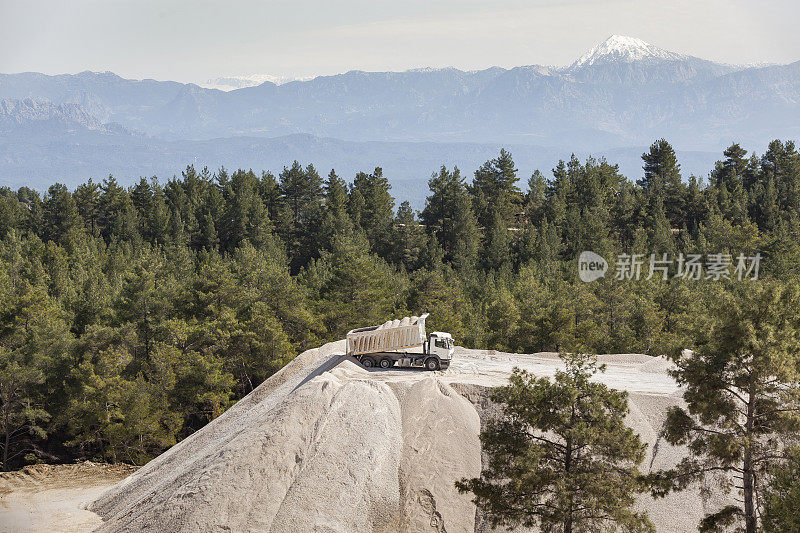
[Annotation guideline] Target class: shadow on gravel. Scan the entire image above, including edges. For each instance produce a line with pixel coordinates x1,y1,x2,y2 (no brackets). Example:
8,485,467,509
291,352,357,392
292,353,441,392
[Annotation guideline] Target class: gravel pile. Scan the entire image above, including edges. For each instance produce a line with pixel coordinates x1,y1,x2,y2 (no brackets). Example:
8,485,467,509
91,343,731,532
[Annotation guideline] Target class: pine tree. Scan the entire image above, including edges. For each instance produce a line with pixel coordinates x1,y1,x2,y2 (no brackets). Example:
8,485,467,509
612,181,640,248
279,162,323,226
0,189,24,240
220,170,271,251
196,182,223,250
114,254,176,370
760,140,800,223
639,139,685,227
392,201,426,270
279,162,324,268
257,170,286,229
405,268,471,343
167,205,185,245
0,347,49,470
646,197,675,255
469,148,522,227
319,169,354,251
421,166,479,265
712,143,750,193
346,187,365,230
130,177,153,214
457,353,653,533
42,183,81,246
232,241,321,350
98,176,139,242
655,282,800,533
0,231,70,468
558,157,616,258
524,170,547,225
228,301,294,393
16,187,43,237
450,192,480,271
324,169,348,215
683,175,706,237
74,178,102,237
485,287,519,349
482,208,511,271
351,167,395,258
421,166,460,250
313,233,402,338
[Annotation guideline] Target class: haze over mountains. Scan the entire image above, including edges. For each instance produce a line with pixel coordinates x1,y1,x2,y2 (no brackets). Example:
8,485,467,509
201,74,315,91
2,35,798,205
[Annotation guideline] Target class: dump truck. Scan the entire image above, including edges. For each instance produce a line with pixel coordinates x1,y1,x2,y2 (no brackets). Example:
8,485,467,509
346,313,453,370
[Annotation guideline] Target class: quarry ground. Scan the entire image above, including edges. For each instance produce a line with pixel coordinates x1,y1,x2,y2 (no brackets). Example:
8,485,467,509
1,344,727,532
367,346,680,395
0,463,137,533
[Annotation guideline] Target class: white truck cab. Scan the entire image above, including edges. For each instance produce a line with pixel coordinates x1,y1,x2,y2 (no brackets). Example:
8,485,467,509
428,332,454,364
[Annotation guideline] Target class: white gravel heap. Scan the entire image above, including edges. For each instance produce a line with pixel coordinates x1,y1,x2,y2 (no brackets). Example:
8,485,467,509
91,342,732,532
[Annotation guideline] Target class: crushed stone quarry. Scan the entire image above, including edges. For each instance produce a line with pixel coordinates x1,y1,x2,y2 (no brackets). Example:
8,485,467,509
88,342,734,532
0,462,137,533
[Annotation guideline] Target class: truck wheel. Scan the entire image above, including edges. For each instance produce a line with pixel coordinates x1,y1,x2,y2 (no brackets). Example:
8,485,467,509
361,357,375,368
424,358,440,371
379,358,393,369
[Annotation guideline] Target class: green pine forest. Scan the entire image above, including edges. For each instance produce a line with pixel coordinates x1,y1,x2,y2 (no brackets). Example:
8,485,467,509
2,138,800,470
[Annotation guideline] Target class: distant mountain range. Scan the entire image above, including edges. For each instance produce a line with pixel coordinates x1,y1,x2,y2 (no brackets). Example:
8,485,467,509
201,74,315,91
1,35,798,205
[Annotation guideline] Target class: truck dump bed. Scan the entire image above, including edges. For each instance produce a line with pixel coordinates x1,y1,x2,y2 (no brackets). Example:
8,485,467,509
346,314,429,356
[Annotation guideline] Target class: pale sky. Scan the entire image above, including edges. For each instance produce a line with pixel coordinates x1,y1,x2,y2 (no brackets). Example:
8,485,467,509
2,0,798,83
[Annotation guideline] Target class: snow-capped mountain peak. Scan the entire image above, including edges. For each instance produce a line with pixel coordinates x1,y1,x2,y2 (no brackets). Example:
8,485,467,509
569,35,686,69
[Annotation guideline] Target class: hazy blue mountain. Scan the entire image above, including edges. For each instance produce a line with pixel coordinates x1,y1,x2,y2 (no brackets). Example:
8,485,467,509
1,35,797,203
0,100,720,208
0,97,134,137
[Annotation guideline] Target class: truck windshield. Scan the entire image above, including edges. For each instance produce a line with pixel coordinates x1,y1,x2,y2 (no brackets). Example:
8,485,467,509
433,337,454,349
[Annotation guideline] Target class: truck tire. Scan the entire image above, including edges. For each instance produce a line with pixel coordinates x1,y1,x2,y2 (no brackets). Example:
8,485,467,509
379,358,393,369
361,356,375,368
424,357,440,371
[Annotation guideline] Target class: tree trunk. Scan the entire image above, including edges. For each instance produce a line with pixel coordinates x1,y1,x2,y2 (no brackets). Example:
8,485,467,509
3,405,10,471
743,379,756,533
564,412,574,533
743,460,756,533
